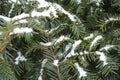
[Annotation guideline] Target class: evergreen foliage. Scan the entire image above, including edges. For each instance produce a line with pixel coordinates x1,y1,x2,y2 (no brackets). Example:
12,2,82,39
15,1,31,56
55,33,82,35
0,0,119,80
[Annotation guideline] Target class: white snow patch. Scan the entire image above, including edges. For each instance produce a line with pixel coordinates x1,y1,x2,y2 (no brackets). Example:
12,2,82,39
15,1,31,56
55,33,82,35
0,32,3,35
14,19,28,24
65,43,72,52
54,36,69,45
109,18,119,21
8,3,15,17
38,0,51,8
65,40,82,59
53,60,59,66
79,52,83,55
38,0,77,21
40,36,69,46
40,42,53,46
96,51,108,66
100,45,114,51
75,63,87,79
84,51,89,54
76,0,82,4
15,51,27,65
90,35,102,50
12,13,29,21
38,59,48,80
84,33,94,40
8,0,20,4
0,15,11,21
10,27,33,35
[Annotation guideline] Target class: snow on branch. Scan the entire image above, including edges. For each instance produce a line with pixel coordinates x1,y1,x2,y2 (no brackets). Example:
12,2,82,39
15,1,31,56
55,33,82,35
1,0,80,25
40,35,70,46
37,0,78,22
96,51,108,66
10,27,33,35
100,45,114,51
53,60,59,66
84,33,94,40
15,51,27,65
75,63,87,79
8,3,15,17
65,40,82,59
38,59,48,80
90,35,103,51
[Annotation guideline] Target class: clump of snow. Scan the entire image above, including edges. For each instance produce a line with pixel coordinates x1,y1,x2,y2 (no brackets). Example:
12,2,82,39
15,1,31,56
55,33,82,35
8,0,20,4
65,40,82,59
40,42,53,46
10,27,33,35
100,45,114,51
0,15,11,21
75,63,87,79
109,18,119,21
84,33,94,40
0,32,3,35
40,35,70,46
92,0,101,6
12,13,29,21
54,36,69,45
76,0,82,4
90,35,103,51
53,60,59,66
37,0,77,21
15,51,27,65
84,51,89,54
96,51,108,66
79,52,83,55
65,43,72,52
14,19,28,24
38,0,51,8
38,59,48,80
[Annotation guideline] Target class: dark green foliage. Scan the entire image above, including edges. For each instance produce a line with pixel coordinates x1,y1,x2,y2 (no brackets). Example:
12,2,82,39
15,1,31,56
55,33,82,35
0,0,119,80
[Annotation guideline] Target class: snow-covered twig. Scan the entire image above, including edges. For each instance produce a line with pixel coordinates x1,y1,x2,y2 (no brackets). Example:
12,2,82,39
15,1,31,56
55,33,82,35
15,51,27,65
8,3,15,17
38,59,48,80
75,63,87,78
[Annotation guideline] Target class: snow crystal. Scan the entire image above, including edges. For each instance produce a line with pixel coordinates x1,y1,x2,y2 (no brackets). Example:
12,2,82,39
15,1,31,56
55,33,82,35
100,45,114,51
75,63,87,79
10,27,33,35
53,60,59,66
90,35,102,50
15,51,27,65
65,40,82,59
38,59,48,80
96,51,108,66
84,33,94,40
